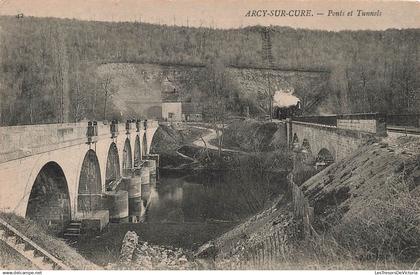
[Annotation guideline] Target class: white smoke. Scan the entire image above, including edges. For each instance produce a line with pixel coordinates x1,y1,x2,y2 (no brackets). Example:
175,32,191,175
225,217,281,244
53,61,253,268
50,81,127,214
273,88,300,107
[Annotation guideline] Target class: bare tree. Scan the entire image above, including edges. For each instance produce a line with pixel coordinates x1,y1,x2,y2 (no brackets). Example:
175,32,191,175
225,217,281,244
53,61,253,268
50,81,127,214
256,72,275,119
201,58,231,157
52,26,70,123
99,74,118,121
70,65,87,122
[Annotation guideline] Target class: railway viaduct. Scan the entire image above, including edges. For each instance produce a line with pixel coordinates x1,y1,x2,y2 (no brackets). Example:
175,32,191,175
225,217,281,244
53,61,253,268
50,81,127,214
0,120,159,231
279,113,387,168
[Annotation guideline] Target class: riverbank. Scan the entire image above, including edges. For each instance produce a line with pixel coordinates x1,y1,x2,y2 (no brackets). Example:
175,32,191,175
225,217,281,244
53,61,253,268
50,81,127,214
150,123,212,169
195,132,420,269
78,219,236,267
77,121,293,268
152,120,292,172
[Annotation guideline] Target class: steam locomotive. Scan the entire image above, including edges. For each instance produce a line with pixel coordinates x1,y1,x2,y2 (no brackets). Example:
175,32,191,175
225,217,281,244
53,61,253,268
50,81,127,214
273,101,302,120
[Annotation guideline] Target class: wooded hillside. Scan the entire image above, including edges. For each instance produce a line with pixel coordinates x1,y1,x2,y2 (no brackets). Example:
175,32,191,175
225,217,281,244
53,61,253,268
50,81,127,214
0,16,418,125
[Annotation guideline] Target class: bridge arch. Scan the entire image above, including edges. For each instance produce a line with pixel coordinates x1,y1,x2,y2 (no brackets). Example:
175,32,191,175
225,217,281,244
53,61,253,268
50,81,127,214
292,133,299,143
142,134,147,157
291,133,300,149
302,139,312,154
149,130,161,155
134,135,141,168
316,148,335,171
25,161,71,233
105,142,120,189
77,149,102,213
122,138,132,176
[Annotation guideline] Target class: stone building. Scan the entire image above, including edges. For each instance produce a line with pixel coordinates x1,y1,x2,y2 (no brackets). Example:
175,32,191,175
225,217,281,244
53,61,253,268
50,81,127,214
161,102,203,122
162,102,182,121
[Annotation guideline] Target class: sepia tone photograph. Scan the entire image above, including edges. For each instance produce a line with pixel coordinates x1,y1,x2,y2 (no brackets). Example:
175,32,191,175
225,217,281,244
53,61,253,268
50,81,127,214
0,0,419,272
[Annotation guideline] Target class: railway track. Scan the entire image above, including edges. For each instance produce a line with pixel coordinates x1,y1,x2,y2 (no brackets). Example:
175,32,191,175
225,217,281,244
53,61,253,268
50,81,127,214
387,126,420,136
0,217,70,270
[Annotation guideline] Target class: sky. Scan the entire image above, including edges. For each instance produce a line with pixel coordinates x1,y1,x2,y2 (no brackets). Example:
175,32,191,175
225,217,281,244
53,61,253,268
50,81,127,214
0,0,419,31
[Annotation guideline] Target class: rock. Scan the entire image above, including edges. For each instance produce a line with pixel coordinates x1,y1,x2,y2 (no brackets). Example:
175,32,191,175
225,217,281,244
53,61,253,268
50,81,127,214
379,142,388,148
118,231,139,266
125,240,201,270
178,256,188,265
195,241,218,259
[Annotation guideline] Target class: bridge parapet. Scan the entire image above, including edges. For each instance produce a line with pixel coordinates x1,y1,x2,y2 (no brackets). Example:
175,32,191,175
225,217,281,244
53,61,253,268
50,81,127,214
0,120,158,164
293,115,337,127
336,113,386,136
0,122,88,159
293,113,386,136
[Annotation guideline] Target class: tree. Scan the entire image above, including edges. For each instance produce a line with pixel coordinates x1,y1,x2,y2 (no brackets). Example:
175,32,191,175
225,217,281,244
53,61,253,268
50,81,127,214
51,25,70,123
200,58,239,157
99,74,118,121
69,63,88,122
255,71,275,119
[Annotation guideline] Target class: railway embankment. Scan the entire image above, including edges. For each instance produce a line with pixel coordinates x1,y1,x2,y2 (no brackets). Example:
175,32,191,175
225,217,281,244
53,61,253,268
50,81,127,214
0,212,97,270
196,123,420,269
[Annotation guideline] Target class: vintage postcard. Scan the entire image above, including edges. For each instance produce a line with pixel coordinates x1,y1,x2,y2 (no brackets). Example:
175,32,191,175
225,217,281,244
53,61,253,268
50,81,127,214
0,0,419,273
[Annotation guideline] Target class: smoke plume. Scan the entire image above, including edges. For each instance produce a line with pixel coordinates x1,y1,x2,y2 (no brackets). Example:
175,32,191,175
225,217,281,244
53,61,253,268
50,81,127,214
273,89,300,107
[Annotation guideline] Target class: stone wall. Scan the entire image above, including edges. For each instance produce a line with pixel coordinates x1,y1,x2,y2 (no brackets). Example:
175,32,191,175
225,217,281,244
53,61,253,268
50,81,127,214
98,63,330,117
337,118,388,136
337,119,377,133
0,123,87,164
287,121,374,161
227,67,329,102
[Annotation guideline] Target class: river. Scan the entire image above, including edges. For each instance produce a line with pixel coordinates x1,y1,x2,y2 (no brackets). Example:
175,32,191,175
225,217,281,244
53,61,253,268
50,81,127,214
78,169,288,266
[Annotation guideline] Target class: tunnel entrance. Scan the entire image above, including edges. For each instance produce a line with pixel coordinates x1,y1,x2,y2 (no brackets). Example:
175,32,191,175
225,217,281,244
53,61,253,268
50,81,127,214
134,135,141,168
316,148,335,171
78,150,102,213
26,162,71,234
122,138,132,177
105,142,120,189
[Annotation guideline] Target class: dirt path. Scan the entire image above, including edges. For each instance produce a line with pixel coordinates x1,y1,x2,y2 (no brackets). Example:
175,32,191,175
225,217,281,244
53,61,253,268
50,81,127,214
190,125,241,153
176,149,196,162
173,124,244,164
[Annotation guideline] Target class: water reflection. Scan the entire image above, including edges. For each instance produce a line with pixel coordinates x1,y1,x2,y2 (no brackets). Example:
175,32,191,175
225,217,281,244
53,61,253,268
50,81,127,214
77,169,289,263
145,170,288,224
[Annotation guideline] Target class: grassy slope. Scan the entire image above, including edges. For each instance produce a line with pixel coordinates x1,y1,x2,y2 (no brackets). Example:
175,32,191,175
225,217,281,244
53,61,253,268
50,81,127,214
302,136,420,261
0,213,97,270
206,136,420,269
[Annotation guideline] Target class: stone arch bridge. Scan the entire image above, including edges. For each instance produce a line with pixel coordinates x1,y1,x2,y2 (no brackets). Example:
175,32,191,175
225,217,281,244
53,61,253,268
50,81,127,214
0,120,159,232
279,113,387,169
